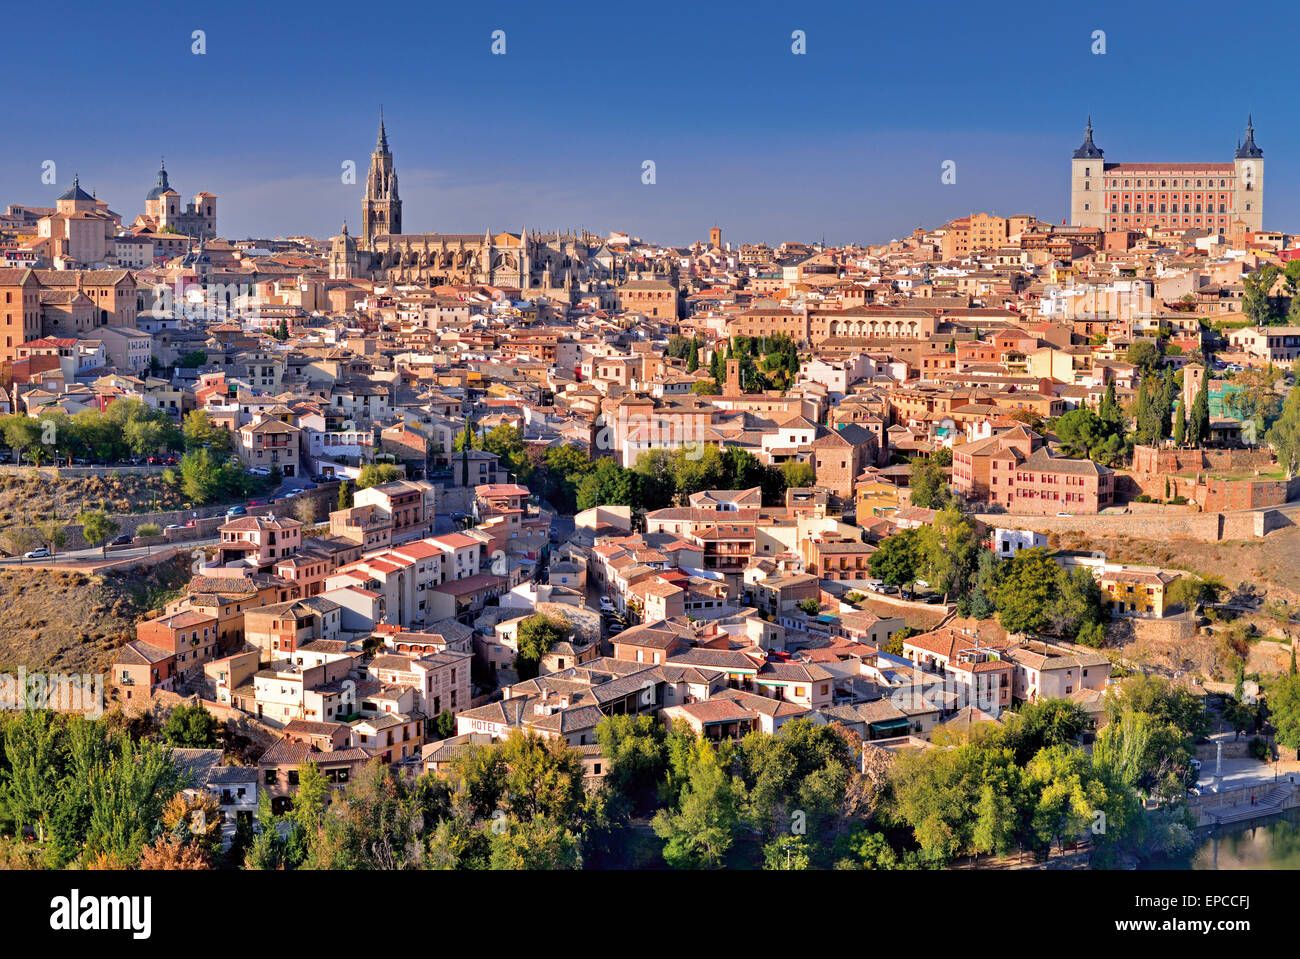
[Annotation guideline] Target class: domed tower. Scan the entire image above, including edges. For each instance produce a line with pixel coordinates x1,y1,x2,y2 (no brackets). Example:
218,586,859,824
145,157,171,219
330,221,359,279
362,111,401,247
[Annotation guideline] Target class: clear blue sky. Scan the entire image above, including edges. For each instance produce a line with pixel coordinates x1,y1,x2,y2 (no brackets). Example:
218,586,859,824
5,0,1292,246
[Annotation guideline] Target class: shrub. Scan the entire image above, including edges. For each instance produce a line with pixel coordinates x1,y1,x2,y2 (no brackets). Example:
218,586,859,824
1249,736,1270,761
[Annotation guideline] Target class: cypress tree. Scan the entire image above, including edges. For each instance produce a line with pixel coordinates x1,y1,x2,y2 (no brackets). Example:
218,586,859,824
1190,383,1210,447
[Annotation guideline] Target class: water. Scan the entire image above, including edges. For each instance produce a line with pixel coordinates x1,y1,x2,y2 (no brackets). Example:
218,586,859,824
1191,809,1300,870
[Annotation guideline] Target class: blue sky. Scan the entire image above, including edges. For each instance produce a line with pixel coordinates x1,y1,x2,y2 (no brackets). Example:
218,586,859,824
4,0,1292,246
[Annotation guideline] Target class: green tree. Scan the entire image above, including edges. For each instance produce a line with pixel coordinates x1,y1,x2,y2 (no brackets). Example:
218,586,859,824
337,479,354,511
596,714,668,815
1266,380,1300,476
782,459,816,489
0,415,46,463
1126,340,1161,373
181,410,231,455
652,734,745,869
1243,264,1281,324
432,709,456,740
1001,700,1090,764
514,612,570,679
83,736,186,867
1269,673,1300,754
291,760,329,836
995,547,1061,636
76,509,120,558
916,508,978,601
576,458,636,511
1049,566,1107,644
763,833,811,870
160,703,220,748
1054,407,1125,464
179,448,221,504
357,463,400,489
1188,381,1210,448
869,528,919,590
908,456,955,510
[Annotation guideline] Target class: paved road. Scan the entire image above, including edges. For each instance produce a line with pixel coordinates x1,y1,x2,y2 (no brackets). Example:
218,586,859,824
0,535,220,569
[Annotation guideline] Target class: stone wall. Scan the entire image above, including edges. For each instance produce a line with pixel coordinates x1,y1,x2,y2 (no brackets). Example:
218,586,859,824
974,509,1259,542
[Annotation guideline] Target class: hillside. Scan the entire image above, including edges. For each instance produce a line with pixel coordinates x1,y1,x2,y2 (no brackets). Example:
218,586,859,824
1057,525,1300,605
0,472,189,524
0,554,192,674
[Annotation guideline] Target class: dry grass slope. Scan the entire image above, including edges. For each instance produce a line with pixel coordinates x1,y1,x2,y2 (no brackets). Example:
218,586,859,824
0,554,192,674
0,473,188,525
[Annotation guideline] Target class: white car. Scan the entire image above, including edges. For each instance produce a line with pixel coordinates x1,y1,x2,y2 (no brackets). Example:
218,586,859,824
23,547,50,559
913,580,930,590
248,467,272,477
599,597,616,613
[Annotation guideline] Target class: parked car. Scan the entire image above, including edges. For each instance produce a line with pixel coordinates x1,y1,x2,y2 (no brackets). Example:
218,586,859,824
287,488,305,497
109,534,133,546
226,505,248,518
248,467,272,477
599,597,616,613
163,524,182,532
24,547,51,559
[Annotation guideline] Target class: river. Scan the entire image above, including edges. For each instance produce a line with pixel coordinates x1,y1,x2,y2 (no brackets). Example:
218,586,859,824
1191,808,1300,869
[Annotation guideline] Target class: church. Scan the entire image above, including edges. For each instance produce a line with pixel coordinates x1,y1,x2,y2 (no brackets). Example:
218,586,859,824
131,158,217,240
330,116,603,291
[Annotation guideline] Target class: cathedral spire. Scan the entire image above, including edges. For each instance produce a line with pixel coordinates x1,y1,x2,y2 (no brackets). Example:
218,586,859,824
375,107,389,154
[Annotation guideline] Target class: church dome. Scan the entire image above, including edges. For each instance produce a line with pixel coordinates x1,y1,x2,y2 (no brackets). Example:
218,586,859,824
146,159,172,201
332,222,357,254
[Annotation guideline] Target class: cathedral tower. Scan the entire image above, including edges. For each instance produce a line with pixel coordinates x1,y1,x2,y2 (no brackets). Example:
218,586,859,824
362,111,401,247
